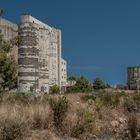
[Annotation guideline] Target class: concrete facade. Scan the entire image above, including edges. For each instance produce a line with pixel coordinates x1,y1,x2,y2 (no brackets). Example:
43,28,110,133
61,58,67,92
128,67,140,90
0,18,18,62
0,15,67,93
18,15,67,93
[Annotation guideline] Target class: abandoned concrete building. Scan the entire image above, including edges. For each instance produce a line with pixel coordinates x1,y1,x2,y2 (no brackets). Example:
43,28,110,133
128,67,140,90
0,15,67,93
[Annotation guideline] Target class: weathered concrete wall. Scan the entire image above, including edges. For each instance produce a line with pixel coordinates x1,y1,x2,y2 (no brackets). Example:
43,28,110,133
49,29,59,87
128,67,140,90
61,58,67,92
38,25,50,92
0,18,18,62
18,20,39,93
58,30,62,89
18,15,67,93
61,58,67,86
0,15,67,93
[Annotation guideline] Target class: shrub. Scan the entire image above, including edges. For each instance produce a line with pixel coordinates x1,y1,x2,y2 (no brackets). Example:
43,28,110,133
93,77,107,90
49,96,69,127
132,93,140,107
95,97,103,112
97,93,120,107
124,98,137,112
118,91,126,97
32,110,44,129
31,105,51,129
71,110,95,138
128,115,138,139
1,92,34,104
81,95,96,102
0,92,50,105
0,119,29,140
67,76,92,93
49,85,60,94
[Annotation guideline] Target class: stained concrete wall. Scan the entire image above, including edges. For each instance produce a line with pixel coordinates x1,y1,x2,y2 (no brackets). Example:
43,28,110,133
49,29,59,87
18,20,39,93
18,15,66,93
61,58,67,87
128,67,140,90
0,15,67,93
0,18,18,62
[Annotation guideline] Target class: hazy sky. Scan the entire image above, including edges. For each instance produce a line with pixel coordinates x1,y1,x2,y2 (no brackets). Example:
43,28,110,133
1,0,140,85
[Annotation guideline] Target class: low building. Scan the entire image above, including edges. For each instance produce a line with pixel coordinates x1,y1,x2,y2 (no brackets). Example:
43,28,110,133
67,80,76,87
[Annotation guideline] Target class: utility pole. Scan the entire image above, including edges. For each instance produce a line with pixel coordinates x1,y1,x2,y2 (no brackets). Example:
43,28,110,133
35,61,36,93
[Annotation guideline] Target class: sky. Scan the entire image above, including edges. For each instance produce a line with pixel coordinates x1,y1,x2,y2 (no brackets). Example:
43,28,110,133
1,0,140,85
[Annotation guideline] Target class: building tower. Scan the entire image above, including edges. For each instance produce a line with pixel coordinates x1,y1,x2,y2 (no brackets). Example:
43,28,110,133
18,15,39,93
128,67,140,90
18,15,66,93
0,15,67,93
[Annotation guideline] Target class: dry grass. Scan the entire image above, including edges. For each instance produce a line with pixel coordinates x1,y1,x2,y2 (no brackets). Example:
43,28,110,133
0,91,139,140
0,95,53,140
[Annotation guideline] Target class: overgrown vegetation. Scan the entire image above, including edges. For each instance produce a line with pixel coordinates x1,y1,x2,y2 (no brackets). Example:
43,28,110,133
95,97,103,112
67,76,92,93
71,110,95,138
93,77,108,90
123,92,140,113
81,94,96,102
0,32,17,91
49,96,69,128
97,92,120,107
81,92,121,108
49,85,60,94
67,76,110,93
0,119,29,140
0,91,139,139
128,115,138,139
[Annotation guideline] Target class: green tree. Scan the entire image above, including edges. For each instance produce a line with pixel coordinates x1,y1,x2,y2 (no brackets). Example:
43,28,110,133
93,77,107,90
49,96,69,127
49,85,60,94
0,33,17,90
67,75,76,81
0,9,5,17
67,76,92,93
0,33,12,52
0,50,17,90
74,76,92,92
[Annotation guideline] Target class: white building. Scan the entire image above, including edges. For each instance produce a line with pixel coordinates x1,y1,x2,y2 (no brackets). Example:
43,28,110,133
61,58,67,92
18,15,67,93
0,15,67,93
0,18,18,62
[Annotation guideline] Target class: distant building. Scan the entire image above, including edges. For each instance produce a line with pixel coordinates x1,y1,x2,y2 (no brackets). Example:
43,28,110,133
61,58,67,92
128,67,140,90
67,80,76,87
0,15,67,93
